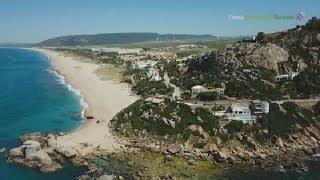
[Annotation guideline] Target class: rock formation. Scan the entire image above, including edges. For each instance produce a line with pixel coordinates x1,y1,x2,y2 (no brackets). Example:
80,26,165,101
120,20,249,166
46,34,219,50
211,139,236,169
8,133,77,173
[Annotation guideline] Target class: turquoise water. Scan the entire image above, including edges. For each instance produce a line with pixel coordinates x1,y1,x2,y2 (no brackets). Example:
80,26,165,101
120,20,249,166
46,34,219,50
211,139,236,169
0,48,85,180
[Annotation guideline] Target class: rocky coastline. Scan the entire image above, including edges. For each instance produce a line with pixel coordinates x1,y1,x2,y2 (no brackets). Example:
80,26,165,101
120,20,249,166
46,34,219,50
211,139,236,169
6,123,320,179
7,133,77,172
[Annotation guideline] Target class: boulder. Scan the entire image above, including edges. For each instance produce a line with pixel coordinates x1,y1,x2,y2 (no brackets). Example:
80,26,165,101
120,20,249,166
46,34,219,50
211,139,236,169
215,137,222,146
246,137,258,150
23,140,41,150
187,158,196,165
8,133,64,173
9,147,24,157
86,116,94,119
96,174,116,180
275,138,284,148
286,134,295,143
257,153,267,160
213,151,227,163
165,155,173,162
0,148,6,153
40,163,62,173
303,129,310,136
306,127,320,140
188,124,208,139
20,133,46,144
55,147,78,158
295,124,303,131
167,143,180,154
235,132,243,141
46,136,57,148
203,143,218,153
227,156,236,164
80,175,91,180
25,148,53,166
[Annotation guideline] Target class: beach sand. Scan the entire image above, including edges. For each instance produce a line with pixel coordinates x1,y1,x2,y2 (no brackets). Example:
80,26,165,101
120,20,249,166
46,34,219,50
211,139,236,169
35,48,138,155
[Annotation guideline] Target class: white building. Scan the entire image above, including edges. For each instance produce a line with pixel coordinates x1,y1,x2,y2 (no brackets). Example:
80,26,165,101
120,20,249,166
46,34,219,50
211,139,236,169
227,103,255,123
230,104,251,116
251,101,269,115
132,60,157,69
276,72,298,81
191,85,206,94
132,61,148,69
148,69,161,81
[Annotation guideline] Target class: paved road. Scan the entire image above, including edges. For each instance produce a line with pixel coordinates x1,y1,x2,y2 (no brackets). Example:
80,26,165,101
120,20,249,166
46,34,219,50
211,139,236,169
183,98,320,108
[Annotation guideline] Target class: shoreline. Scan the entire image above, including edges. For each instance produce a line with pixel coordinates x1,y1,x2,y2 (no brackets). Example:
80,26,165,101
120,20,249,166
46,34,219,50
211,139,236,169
45,68,88,125
33,48,138,155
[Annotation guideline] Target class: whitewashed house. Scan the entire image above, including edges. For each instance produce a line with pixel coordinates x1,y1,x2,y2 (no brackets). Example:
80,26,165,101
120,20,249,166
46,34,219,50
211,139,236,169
276,72,298,81
191,85,206,95
251,101,269,115
148,69,161,81
227,103,255,123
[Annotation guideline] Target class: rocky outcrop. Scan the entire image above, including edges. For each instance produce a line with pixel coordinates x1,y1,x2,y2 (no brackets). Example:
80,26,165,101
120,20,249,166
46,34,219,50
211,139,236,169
96,174,116,180
212,151,227,163
8,133,77,173
203,143,218,153
188,124,209,139
275,137,284,148
167,143,180,155
9,139,62,172
79,174,117,180
55,147,78,158
0,147,6,153
220,43,289,74
245,136,259,151
306,127,320,140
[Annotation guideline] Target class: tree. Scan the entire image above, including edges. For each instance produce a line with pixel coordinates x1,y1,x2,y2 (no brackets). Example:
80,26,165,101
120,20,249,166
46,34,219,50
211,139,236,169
197,91,219,101
224,120,244,133
256,32,265,42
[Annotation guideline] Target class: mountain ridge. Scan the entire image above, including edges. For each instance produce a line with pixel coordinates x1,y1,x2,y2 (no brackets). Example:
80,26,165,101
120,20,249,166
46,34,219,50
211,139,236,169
39,32,217,47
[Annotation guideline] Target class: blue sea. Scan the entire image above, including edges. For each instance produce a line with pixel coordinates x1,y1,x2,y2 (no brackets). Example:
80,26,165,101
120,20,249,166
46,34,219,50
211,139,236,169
0,48,86,180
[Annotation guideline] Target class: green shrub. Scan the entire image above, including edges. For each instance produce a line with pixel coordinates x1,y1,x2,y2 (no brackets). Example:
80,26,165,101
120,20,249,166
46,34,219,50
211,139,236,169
257,102,313,136
224,120,244,133
305,17,320,30
195,107,219,135
121,77,132,84
256,32,266,42
132,80,173,96
196,91,219,101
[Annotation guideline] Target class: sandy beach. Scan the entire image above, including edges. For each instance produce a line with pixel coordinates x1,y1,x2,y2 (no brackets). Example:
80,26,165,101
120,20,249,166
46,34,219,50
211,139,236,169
35,48,138,155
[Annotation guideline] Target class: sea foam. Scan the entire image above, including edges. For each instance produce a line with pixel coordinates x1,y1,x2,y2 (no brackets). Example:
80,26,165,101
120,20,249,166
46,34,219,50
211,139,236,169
45,57,88,120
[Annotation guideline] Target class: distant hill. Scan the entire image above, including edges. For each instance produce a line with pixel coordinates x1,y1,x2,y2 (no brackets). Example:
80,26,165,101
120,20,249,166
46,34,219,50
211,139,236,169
38,33,216,47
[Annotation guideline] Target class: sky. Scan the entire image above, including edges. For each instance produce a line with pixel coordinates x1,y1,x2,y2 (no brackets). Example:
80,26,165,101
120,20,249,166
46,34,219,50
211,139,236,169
0,0,319,43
